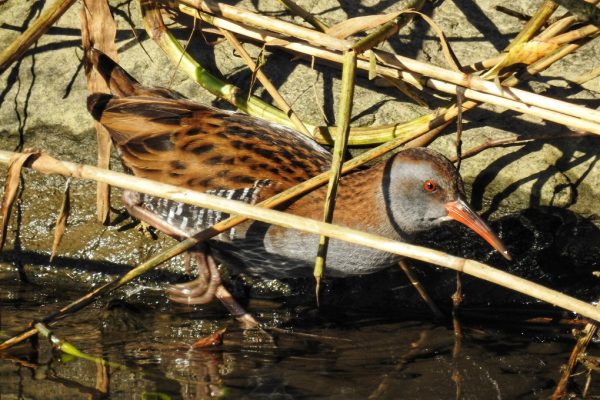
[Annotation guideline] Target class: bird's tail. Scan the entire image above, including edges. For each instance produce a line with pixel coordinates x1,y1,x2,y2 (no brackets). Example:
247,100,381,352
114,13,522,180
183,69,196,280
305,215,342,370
85,48,141,98
85,48,184,100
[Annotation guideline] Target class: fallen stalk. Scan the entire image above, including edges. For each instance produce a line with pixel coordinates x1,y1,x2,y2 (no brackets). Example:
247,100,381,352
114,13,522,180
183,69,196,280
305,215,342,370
172,0,352,50
0,149,599,324
170,0,600,134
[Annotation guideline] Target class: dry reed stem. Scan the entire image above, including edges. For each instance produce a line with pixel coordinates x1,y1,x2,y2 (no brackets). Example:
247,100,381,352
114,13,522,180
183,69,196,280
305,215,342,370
552,320,599,398
219,28,311,136
49,178,71,262
0,0,77,74
538,16,579,40
172,0,352,50
375,51,600,125
429,80,600,135
80,0,118,225
548,23,599,44
1,149,600,323
174,3,600,135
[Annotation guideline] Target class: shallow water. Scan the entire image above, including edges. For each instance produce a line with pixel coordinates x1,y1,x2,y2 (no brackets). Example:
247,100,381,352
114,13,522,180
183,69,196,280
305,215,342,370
1,171,599,399
1,268,598,400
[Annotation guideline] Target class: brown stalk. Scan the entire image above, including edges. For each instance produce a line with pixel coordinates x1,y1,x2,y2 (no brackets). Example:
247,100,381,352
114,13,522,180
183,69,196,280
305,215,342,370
398,260,444,319
49,178,71,262
0,0,77,75
218,28,311,136
547,23,599,44
80,0,119,224
552,320,599,398
0,151,39,251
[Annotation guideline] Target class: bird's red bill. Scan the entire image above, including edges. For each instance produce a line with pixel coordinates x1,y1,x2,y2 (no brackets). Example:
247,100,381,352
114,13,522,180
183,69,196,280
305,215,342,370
445,199,511,260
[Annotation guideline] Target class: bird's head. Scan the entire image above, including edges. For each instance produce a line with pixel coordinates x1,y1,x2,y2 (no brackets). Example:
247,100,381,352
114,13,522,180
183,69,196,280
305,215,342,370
383,147,511,260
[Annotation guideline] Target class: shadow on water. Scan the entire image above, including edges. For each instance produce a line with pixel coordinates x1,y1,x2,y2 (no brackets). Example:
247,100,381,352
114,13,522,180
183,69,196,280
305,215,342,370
1,207,600,398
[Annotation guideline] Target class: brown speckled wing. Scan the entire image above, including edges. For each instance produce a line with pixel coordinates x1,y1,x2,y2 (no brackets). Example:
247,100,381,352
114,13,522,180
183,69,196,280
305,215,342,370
87,94,331,200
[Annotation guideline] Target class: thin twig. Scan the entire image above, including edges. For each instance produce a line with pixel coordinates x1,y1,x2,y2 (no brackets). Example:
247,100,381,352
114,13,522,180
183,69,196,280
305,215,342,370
276,0,328,32
448,133,591,162
398,260,445,319
552,319,599,398
218,28,312,136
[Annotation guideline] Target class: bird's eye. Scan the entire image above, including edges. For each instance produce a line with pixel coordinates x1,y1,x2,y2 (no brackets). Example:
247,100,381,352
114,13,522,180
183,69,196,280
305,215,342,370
423,179,437,192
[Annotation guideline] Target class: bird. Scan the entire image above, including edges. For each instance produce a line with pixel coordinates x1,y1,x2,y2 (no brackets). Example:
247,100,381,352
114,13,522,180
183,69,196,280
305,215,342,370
85,49,510,320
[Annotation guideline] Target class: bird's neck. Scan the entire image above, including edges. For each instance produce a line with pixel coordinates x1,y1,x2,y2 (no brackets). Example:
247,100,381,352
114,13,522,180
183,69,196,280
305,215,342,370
287,160,402,240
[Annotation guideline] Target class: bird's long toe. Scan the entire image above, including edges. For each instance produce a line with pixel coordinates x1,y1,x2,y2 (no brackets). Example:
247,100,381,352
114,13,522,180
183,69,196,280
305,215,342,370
167,250,221,305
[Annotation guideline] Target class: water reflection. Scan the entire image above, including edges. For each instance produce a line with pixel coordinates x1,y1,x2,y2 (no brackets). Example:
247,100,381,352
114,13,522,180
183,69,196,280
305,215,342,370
1,286,595,399
2,207,600,398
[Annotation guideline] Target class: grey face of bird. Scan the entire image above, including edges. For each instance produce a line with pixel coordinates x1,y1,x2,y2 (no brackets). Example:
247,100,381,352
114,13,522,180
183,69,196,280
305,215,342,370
383,148,511,260
383,149,462,234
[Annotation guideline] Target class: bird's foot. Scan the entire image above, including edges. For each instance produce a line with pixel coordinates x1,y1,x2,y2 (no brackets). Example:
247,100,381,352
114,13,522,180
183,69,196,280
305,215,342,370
166,250,221,305
167,251,261,330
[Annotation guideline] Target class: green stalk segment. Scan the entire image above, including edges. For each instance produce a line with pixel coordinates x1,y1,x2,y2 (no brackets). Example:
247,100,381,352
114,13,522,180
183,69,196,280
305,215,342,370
312,50,357,300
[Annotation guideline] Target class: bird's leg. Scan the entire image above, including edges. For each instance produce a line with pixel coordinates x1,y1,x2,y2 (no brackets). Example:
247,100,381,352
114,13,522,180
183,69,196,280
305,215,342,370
121,190,259,328
122,190,220,303
122,190,185,238
215,285,259,329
